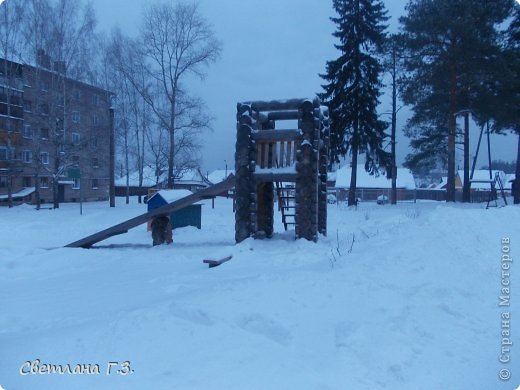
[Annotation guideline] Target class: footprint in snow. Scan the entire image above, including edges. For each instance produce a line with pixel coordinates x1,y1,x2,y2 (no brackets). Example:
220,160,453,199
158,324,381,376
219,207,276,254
168,303,214,326
236,314,291,345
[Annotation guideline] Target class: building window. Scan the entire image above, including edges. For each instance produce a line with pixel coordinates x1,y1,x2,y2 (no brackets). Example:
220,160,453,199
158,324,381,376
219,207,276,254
72,155,79,166
40,152,49,165
72,178,80,189
92,94,99,106
73,89,81,100
91,115,99,126
23,125,33,139
40,128,49,140
0,176,7,188
91,178,99,189
0,147,13,161
90,137,98,149
72,111,80,123
40,80,49,91
23,99,32,112
39,103,49,115
92,157,99,168
72,132,80,145
22,176,32,187
40,176,49,188
22,150,32,163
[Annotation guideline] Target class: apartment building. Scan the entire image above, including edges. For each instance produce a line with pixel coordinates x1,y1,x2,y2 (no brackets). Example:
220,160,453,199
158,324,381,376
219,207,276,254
0,52,113,205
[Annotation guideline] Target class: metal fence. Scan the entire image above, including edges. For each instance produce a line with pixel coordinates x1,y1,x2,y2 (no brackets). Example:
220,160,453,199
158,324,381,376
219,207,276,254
328,188,509,204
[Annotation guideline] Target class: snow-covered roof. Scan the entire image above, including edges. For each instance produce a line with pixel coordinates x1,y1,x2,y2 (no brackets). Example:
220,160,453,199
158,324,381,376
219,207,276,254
207,169,235,185
115,166,165,188
176,168,210,186
458,170,507,190
335,165,416,189
116,167,210,188
0,187,35,200
149,189,197,204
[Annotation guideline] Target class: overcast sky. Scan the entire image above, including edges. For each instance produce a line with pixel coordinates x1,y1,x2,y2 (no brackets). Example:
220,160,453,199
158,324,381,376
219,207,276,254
91,0,518,173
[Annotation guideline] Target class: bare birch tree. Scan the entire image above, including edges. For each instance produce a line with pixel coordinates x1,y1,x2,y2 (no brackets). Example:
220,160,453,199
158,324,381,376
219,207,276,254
140,1,221,188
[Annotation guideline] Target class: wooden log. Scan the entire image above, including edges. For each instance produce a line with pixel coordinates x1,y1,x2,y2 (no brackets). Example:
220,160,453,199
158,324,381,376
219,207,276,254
248,98,311,112
263,143,269,169
267,110,300,121
279,141,285,168
203,255,232,268
271,142,277,169
254,172,298,182
286,141,292,167
235,113,254,243
251,129,300,142
256,142,263,169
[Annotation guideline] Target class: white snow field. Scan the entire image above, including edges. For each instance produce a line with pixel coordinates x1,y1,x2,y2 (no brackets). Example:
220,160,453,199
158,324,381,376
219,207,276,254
0,197,519,390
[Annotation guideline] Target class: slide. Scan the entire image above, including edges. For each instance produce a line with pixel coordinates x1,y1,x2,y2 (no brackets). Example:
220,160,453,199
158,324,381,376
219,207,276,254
65,174,235,248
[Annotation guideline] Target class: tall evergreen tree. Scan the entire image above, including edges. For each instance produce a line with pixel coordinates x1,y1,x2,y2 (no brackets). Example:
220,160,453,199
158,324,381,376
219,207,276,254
400,0,513,202
489,3,520,204
320,0,390,206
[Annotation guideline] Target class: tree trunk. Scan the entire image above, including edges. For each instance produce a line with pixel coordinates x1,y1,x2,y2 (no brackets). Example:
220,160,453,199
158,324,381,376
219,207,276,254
390,48,397,205
446,62,457,202
34,170,41,210
167,97,176,189
53,154,60,209
348,144,358,206
462,112,470,202
7,173,13,208
515,132,520,204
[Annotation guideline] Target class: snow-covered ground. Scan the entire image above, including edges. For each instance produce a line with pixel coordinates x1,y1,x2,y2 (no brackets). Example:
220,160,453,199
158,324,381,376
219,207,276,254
0,197,519,390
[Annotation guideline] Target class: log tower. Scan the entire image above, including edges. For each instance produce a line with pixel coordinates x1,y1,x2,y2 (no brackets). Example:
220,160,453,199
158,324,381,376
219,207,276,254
234,98,329,243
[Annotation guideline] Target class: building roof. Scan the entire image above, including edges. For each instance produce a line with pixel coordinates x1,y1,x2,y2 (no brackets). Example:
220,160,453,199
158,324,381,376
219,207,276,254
458,170,507,190
115,166,165,188
335,165,416,189
207,169,235,185
0,187,35,200
115,167,210,188
148,189,196,204
176,168,211,186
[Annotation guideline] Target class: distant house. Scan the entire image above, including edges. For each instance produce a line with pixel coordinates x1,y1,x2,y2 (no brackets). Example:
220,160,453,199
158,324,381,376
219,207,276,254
207,169,234,197
334,165,416,202
175,168,211,192
457,170,507,190
207,169,234,185
115,166,211,196
507,174,516,192
115,165,165,196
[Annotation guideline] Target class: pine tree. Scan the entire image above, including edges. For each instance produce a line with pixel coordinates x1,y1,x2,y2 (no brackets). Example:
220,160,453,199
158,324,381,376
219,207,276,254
320,0,390,206
400,0,513,202
489,4,520,204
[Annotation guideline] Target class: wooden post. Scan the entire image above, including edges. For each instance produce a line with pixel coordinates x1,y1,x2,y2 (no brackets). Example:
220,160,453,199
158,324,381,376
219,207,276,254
235,104,255,243
318,105,329,236
295,99,319,241
109,106,116,208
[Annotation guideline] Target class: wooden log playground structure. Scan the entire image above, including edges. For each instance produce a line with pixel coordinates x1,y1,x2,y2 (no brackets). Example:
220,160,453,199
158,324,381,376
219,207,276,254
234,98,330,243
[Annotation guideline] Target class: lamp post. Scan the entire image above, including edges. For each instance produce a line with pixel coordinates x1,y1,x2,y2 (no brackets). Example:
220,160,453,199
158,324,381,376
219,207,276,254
224,159,228,178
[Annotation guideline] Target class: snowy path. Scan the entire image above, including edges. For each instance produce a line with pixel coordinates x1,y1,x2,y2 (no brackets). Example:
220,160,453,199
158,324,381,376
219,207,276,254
0,198,518,389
